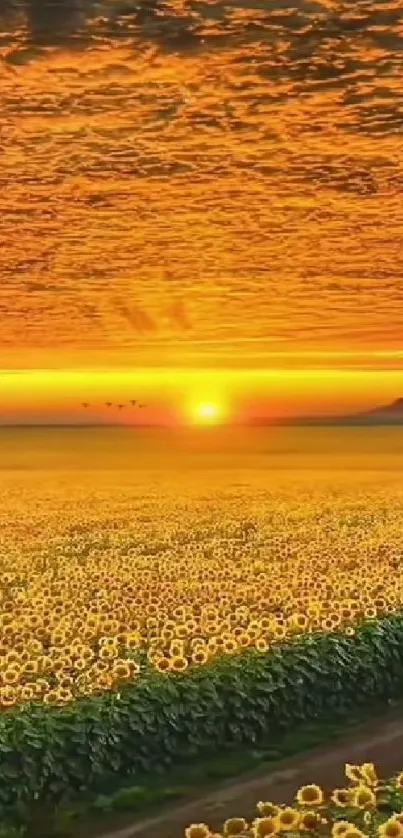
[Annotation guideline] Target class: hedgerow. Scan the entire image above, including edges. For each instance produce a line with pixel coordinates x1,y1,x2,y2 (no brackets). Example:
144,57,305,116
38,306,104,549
1,614,403,828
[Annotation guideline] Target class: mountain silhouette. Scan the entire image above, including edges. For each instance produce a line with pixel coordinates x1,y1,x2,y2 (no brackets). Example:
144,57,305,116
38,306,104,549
362,397,403,417
249,398,403,426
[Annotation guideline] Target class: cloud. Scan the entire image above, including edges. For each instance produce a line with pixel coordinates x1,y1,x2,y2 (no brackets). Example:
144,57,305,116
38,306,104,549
166,300,191,331
113,300,157,335
24,0,83,45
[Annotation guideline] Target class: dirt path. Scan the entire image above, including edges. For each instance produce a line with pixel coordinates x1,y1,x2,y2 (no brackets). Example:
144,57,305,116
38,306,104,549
96,707,403,838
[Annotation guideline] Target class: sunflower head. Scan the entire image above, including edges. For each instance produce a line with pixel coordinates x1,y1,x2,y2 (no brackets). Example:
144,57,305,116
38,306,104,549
395,774,403,791
277,807,300,831
359,763,378,787
296,785,324,807
300,811,321,831
379,817,403,838
331,821,353,838
185,824,211,838
257,803,280,818
350,785,376,809
345,765,363,786
252,817,279,837
223,818,248,836
331,789,352,808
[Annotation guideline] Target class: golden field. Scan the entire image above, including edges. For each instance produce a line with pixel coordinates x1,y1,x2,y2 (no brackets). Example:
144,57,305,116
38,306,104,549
184,762,403,838
0,427,403,710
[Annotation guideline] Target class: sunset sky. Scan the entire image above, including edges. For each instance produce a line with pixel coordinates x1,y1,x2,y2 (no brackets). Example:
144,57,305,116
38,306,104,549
1,0,402,424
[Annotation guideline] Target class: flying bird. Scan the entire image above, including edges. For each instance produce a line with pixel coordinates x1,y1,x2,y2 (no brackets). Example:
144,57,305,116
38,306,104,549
105,402,113,408
129,400,137,406
81,402,90,408
117,404,125,410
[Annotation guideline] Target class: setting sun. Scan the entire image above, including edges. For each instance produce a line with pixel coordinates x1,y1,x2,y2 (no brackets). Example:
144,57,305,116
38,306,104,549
198,403,217,419
189,400,225,425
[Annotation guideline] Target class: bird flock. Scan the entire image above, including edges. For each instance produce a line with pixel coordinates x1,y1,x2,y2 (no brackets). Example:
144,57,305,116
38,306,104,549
81,400,147,411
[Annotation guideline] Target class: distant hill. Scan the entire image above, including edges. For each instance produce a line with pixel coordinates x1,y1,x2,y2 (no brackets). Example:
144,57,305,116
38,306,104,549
249,398,403,427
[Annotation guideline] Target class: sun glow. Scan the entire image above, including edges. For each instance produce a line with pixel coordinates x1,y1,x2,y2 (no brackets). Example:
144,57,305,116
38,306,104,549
190,400,225,425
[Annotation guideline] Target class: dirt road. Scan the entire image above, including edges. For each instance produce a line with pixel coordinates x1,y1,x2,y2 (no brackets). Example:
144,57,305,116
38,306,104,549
97,708,403,838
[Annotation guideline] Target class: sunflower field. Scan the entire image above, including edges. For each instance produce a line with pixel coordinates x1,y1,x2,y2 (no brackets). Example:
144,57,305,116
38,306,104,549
0,473,402,709
184,762,403,838
1,471,403,825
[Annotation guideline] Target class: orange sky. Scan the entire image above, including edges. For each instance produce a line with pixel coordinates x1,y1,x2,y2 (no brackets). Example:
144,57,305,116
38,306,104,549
1,1,402,423
0,365,402,424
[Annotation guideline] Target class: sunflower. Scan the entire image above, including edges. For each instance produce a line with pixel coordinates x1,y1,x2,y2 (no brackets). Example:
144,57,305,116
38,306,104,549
223,817,248,835
350,785,376,809
19,685,35,702
359,763,378,787
345,765,364,785
299,811,321,831
394,774,403,790
99,645,118,661
43,689,60,705
252,817,279,837
277,808,300,831
331,789,352,807
5,651,20,665
296,785,324,807
185,824,211,838
170,641,185,657
58,675,74,688
169,656,188,673
379,819,403,838
344,828,368,838
256,804,280,818
330,826,352,838
155,656,170,673
112,660,132,680
0,686,17,707
224,638,238,654
3,667,20,686
192,649,209,666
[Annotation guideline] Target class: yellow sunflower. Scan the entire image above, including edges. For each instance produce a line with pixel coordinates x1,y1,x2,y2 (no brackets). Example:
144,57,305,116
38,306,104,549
344,829,368,838
155,656,170,673
256,804,280,818
350,785,376,809
277,807,300,831
359,763,378,787
299,811,322,831
345,765,363,786
185,824,211,838
169,656,188,673
331,789,352,808
252,817,279,837
331,821,352,838
296,785,324,807
223,817,248,835
379,818,403,838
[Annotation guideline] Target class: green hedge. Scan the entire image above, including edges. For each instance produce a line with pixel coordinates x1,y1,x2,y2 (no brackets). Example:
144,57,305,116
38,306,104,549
2,613,403,826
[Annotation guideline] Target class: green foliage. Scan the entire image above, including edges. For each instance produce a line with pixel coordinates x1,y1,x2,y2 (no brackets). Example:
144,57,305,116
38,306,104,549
1,614,403,830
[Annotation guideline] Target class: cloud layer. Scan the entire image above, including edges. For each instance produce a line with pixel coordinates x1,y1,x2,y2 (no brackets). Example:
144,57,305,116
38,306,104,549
1,0,403,370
